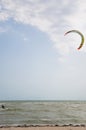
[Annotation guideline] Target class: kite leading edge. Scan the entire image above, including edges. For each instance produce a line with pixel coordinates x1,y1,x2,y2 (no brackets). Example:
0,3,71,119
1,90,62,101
64,30,84,50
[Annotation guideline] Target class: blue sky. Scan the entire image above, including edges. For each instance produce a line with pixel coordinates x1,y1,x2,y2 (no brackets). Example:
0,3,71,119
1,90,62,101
0,0,86,100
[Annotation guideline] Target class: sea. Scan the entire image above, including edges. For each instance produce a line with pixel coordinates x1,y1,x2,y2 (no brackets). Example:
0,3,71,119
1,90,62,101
0,100,86,126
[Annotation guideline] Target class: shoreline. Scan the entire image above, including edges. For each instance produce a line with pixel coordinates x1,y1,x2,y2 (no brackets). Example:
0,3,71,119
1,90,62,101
0,124,86,128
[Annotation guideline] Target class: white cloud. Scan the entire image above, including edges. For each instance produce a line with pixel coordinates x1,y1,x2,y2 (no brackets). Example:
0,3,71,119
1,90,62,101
0,12,9,21
0,0,86,57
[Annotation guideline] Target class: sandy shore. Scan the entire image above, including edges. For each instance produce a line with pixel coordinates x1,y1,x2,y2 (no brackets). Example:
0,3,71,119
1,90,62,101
0,126,86,130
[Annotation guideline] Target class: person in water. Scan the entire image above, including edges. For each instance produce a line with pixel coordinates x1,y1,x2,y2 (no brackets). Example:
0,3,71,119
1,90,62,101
1,104,5,109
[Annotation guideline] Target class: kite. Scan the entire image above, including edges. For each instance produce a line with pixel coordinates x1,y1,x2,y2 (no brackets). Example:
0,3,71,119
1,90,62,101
64,30,84,50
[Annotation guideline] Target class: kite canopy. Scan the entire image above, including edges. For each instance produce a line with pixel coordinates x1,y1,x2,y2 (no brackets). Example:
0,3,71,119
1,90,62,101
64,30,84,50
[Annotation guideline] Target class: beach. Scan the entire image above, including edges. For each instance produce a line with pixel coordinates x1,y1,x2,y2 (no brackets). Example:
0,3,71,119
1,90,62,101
0,126,86,130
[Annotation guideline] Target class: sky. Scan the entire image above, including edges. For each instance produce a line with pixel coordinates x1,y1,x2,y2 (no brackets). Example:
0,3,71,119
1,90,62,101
0,0,86,100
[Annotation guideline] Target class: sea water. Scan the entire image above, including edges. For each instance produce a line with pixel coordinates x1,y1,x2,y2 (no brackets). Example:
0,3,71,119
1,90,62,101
0,100,86,126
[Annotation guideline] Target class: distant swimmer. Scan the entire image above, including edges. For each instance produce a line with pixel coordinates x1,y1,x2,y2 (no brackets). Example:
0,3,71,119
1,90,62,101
1,105,5,109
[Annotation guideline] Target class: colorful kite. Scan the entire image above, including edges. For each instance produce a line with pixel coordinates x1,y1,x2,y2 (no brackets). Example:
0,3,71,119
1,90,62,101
64,30,84,50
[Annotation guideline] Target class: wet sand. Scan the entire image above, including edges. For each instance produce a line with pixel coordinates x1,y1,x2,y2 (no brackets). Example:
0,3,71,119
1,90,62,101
0,126,86,130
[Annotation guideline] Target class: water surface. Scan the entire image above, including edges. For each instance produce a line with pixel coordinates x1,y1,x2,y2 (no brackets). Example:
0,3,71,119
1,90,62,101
0,100,86,126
